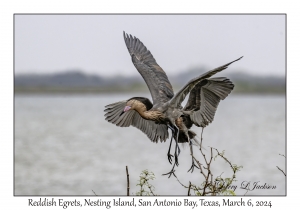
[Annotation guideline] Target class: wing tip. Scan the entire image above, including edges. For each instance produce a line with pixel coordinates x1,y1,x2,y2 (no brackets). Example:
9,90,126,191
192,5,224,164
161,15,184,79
236,56,243,61
123,31,138,49
228,56,243,65
123,31,129,43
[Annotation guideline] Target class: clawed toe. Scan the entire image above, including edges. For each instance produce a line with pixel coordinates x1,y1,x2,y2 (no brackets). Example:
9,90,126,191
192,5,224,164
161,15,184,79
162,169,176,178
175,154,179,166
167,153,173,164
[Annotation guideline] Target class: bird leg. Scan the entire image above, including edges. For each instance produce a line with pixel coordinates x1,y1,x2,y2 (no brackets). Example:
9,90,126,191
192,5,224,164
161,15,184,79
187,140,199,173
167,124,180,165
163,124,181,177
167,137,173,164
179,123,199,173
173,125,180,167
167,125,175,164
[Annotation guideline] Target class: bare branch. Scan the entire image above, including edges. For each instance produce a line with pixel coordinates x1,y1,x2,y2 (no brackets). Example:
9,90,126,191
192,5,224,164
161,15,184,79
174,173,189,189
279,153,286,158
92,189,97,196
276,166,286,176
188,181,192,196
126,166,130,196
276,153,286,176
165,127,242,196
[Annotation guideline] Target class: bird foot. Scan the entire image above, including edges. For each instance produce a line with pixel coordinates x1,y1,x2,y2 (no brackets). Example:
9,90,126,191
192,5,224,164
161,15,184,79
167,153,173,164
163,160,177,178
162,169,176,178
187,161,199,173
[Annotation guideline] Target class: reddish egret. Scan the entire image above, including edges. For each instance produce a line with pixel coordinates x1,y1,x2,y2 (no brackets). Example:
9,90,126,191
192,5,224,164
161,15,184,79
104,32,241,174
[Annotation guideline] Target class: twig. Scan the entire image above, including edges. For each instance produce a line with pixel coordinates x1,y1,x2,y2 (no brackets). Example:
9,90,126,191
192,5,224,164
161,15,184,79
173,173,200,194
200,127,204,149
171,127,241,196
277,154,286,176
211,147,235,172
188,181,192,196
92,189,97,196
126,166,130,196
149,185,156,196
173,173,188,188
196,128,208,180
276,166,286,176
279,153,286,158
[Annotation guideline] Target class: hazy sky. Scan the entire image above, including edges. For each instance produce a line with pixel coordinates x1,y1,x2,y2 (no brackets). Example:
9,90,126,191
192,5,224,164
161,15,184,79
15,14,285,77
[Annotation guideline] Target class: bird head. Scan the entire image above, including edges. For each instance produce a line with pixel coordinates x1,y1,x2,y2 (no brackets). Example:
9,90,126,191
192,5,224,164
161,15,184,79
120,105,131,116
119,100,135,116
120,99,146,116
124,105,132,111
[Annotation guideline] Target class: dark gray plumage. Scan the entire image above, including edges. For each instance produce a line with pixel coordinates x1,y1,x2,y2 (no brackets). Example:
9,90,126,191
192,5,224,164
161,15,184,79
123,33,174,107
184,77,234,127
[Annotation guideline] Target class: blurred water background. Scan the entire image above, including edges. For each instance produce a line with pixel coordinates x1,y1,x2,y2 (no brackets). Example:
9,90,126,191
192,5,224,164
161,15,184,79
14,93,285,196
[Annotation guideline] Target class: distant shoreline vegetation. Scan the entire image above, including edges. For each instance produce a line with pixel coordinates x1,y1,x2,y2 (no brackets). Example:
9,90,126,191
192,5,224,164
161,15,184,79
14,85,285,95
14,71,285,95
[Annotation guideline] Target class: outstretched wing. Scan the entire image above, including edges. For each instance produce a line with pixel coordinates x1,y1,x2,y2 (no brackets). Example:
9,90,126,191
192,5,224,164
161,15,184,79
184,77,234,127
167,56,242,109
104,100,169,143
123,32,174,106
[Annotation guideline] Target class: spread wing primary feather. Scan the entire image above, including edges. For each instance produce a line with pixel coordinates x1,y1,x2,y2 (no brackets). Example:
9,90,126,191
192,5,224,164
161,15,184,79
184,77,234,127
123,32,174,107
168,56,242,109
